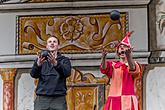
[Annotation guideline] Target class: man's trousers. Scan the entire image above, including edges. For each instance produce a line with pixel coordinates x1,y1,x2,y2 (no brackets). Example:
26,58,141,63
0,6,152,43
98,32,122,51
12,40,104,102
34,95,67,110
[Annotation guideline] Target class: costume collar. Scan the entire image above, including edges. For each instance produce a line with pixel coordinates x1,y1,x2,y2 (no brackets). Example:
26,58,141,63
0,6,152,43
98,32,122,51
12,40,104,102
114,61,128,68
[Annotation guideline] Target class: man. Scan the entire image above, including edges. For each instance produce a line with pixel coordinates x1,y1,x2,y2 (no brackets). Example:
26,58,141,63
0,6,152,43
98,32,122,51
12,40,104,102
30,36,72,110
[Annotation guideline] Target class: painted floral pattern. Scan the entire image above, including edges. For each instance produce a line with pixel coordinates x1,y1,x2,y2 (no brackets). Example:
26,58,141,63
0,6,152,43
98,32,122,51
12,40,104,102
60,17,83,42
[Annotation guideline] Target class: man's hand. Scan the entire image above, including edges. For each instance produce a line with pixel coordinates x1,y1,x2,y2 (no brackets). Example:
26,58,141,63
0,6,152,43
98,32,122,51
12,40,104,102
37,52,45,66
48,51,58,66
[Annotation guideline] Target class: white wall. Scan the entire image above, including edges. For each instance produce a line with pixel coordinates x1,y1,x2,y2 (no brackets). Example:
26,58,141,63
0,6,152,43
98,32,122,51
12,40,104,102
0,14,16,55
129,8,148,51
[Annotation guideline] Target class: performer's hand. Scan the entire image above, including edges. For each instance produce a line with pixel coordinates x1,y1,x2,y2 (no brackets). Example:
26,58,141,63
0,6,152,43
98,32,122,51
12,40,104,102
101,48,107,70
37,52,45,66
125,48,133,58
102,49,107,59
48,51,58,66
125,48,135,70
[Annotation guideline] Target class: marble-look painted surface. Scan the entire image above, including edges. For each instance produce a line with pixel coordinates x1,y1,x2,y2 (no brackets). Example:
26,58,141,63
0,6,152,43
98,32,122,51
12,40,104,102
156,0,165,49
146,67,165,110
0,77,3,110
17,73,35,110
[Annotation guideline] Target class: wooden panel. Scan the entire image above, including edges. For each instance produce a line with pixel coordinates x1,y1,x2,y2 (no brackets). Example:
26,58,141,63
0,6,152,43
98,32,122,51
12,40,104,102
66,84,104,110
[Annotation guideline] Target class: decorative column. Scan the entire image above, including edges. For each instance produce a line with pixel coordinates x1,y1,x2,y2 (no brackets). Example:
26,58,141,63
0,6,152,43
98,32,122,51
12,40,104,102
0,68,17,110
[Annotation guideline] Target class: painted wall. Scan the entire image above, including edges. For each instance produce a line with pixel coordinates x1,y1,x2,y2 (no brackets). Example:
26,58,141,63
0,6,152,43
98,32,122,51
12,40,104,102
156,0,165,49
0,8,148,55
0,1,150,110
145,0,165,110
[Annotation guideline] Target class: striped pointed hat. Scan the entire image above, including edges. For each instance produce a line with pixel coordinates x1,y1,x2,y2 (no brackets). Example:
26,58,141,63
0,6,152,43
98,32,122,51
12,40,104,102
117,31,134,48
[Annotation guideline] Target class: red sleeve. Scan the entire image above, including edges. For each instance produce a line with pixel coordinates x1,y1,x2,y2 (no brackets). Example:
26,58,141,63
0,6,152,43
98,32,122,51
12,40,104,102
100,60,113,77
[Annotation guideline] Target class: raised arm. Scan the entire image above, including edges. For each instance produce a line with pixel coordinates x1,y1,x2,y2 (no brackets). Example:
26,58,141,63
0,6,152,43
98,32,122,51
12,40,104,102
30,59,42,78
101,49,107,69
100,49,113,77
125,48,136,71
30,53,45,78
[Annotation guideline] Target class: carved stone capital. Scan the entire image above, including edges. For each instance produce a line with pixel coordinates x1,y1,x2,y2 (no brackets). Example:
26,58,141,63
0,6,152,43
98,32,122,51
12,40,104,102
0,68,16,81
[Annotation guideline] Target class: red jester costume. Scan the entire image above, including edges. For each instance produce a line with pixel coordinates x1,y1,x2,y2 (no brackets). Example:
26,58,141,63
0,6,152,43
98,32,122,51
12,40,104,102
100,32,141,110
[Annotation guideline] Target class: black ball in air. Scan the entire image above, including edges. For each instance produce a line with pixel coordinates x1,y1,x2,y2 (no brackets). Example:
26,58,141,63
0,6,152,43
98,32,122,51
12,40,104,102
110,10,120,21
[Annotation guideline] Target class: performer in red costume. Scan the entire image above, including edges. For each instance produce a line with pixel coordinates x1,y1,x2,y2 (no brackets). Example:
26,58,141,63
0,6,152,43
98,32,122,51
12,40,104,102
100,31,141,110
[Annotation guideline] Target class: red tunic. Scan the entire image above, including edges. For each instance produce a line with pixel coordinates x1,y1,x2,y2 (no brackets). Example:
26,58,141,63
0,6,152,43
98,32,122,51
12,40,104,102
100,60,141,110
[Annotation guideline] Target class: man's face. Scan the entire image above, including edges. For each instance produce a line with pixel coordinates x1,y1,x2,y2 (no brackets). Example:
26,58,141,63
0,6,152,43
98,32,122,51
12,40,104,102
46,37,59,51
117,44,129,58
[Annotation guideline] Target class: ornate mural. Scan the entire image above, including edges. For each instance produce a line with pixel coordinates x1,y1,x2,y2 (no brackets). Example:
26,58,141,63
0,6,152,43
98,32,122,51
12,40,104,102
17,13,127,54
66,68,106,110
